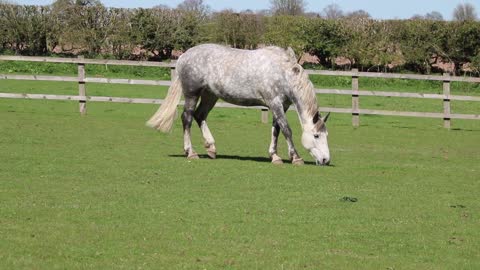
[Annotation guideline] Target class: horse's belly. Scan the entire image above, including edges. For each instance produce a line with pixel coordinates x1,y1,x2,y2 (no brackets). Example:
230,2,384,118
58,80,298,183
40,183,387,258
208,83,266,107
220,96,266,107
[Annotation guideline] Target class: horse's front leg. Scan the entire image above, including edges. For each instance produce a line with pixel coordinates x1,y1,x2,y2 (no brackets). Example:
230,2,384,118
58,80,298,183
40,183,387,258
270,104,304,165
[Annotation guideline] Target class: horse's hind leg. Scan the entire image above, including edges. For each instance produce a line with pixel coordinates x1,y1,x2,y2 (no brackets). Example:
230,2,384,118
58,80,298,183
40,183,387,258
269,117,283,165
194,91,218,159
182,95,200,159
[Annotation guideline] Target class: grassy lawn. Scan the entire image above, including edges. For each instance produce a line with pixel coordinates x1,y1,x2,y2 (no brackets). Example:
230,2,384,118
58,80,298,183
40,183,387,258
0,60,171,81
1,61,479,268
0,97,479,269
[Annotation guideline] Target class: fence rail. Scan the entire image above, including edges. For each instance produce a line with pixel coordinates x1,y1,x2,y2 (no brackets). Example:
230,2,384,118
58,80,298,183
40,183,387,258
306,69,480,83
1,55,479,128
0,55,175,68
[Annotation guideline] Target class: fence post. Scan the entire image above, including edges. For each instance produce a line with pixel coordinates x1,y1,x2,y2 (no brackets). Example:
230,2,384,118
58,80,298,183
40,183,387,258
77,56,86,115
352,68,360,127
261,108,269,124
443,73,451,129
170,60,177,82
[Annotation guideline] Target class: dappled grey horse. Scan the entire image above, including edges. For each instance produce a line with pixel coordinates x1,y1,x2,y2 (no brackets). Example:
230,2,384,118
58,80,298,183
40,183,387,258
147,44,331,165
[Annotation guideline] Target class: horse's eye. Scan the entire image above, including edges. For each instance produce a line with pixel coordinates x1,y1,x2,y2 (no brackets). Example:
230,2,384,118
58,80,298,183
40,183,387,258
314,134,319,139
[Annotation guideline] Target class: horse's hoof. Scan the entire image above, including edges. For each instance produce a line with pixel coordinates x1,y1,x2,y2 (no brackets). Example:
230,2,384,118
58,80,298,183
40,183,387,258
271,156,283,165
292,158,304,166
187,153,199,160
207,151,216,159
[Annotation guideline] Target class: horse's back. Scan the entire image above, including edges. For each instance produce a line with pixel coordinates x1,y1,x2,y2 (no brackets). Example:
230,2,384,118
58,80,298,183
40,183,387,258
176,44,296,106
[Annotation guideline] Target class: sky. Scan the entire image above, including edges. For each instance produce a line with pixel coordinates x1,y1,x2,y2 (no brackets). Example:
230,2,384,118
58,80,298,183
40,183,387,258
12,0,480,20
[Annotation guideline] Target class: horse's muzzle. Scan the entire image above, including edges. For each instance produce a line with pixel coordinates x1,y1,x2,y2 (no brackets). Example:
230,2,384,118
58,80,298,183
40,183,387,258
316,159,330,166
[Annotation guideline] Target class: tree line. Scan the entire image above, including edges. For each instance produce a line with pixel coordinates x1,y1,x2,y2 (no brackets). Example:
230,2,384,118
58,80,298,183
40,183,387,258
1,0,479,75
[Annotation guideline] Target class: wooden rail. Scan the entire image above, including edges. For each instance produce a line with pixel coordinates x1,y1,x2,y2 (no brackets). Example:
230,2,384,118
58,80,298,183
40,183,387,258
306,69,480,83
1,55,479,128
1,92,478,121
0,55,175,68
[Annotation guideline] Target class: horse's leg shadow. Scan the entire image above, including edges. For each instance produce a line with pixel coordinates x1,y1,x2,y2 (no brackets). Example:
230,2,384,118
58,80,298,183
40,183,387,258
167,154,318,165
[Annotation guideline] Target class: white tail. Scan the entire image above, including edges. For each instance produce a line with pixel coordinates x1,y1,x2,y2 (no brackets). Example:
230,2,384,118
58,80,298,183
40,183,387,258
146,78,183,133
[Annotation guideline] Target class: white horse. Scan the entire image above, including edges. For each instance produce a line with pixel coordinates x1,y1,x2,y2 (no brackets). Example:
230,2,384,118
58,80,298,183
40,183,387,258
147,44,331,166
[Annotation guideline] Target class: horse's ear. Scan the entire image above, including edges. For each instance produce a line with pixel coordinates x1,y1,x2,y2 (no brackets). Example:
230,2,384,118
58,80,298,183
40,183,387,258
286,47,297,62
292,64,302,75
322,112,331,123
312,111,320,124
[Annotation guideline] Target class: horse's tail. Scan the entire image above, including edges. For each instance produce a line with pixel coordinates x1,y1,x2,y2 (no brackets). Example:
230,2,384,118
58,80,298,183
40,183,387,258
146,77,183,133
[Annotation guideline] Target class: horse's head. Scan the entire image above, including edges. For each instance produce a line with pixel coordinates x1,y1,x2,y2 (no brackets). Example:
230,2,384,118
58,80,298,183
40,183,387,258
301,112,331,166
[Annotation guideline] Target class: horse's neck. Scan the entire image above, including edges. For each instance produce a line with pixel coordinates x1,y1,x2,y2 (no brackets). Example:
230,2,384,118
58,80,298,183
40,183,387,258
290,84,318,130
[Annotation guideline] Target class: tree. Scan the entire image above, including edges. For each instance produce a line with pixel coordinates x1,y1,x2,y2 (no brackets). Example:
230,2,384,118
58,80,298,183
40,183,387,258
471,52,480,74
453,3,477,21
130,7,178,59
339,19,403,71
323,4,343,20
304,18,347,67
175,0,210,50
105,8,134,59
49,0,108,55
177,0,209,17
263,15,307,57
270,0,305,16
0,3,50,55
425,11,444,21
411,11,444,21
207,10,264,49
395,20,445,74
75,0,102,6
442,21,480,74
410,14,424,20
346,10,371,19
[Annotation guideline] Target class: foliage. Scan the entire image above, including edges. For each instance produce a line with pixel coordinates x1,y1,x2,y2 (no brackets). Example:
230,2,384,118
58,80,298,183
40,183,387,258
2,2,480,75
440,21,480,73
453,3,478,22
304,18,346,67
263,15,307,57
0,4,49,55
269,0,305,16
393,20,445,73
207,10,265,49
323,4,344,19
346,9,371,19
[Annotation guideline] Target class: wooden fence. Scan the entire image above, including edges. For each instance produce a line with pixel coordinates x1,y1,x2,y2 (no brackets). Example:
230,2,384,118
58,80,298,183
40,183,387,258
1,55,480,128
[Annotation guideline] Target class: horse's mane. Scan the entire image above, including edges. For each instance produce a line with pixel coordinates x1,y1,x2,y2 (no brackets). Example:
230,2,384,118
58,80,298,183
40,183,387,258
291,64,318,121
262,46,318,121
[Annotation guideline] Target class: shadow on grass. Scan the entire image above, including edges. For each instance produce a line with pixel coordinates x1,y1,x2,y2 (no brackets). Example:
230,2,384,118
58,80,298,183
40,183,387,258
168,154,328,166
451,128,480,132
390,125,480,132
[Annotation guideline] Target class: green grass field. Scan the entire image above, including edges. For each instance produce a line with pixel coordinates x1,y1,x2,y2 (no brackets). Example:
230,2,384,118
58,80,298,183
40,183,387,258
1,62,480,269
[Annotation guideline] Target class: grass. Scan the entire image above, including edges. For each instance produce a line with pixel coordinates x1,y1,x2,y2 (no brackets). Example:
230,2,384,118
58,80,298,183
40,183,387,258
1,97,479,269
0,61,479,268
0,60,171,80
0,80,168,99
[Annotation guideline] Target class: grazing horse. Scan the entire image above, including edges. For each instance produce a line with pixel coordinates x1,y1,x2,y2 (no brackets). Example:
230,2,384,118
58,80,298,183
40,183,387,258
147,44,331,166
